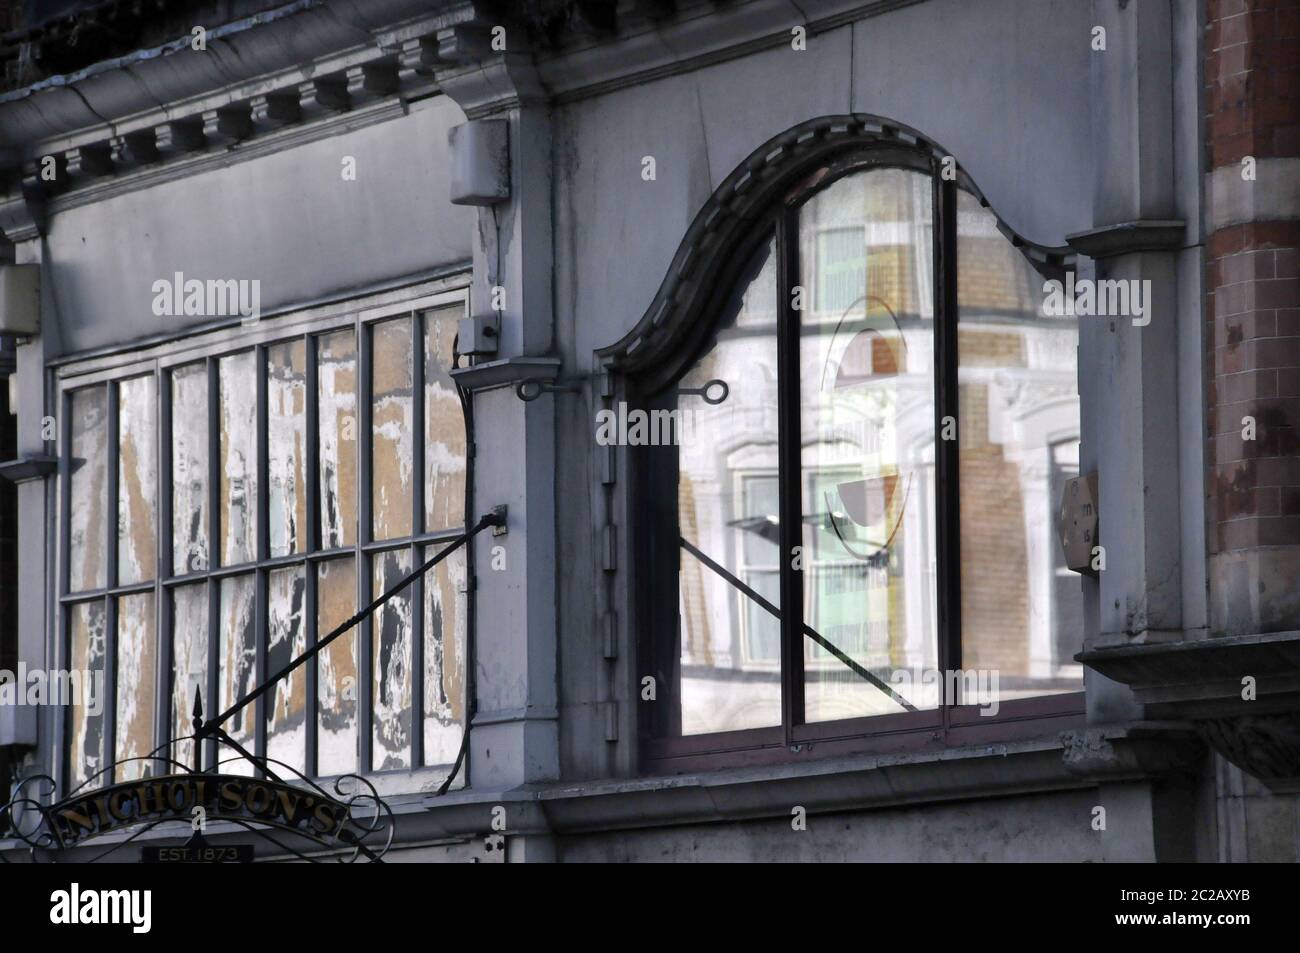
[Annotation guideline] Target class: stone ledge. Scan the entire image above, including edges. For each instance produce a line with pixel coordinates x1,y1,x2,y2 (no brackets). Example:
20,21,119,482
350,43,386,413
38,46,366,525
415,727,1202,838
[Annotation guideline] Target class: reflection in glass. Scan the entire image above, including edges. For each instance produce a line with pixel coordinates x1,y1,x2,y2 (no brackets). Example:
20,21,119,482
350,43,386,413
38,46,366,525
317,557,357,775
219,352,258,566
423,307,467,533
69,387,108,593
423,543,466,768
957,189,1082,699
371,319,413,540
666,235,782,736
218,574,256,775
171,583,207,770
799,167,939,722
68,600,107,790
267,341,307,558
171,363,209,574
318,330,357,548
117,376,157,585
267,566,307,774
372,549,412,770
115,592,156,781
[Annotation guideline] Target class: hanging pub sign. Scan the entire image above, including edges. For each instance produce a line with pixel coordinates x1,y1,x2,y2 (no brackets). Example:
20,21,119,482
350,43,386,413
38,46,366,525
2,767,393,863
50,774,351,848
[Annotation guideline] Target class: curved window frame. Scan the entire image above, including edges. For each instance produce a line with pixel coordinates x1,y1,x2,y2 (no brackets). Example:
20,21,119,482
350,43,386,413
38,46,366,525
614,127,1086,774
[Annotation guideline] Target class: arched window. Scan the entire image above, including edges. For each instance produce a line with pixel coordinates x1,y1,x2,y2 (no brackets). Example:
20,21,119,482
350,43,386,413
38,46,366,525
617,120,1083,768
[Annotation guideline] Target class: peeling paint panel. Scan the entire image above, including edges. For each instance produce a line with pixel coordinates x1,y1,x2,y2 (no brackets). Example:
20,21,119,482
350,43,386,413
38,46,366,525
69,387,108,593
317,556,357,776
371,319,413,541
117,375,157,585
171,363,210,574
371,548,412,770
219,352,259,566
267,565,307,775
423,542,466,770
267,340,308,558
171,582,208,770
115,592,157,782
422,306,466,534
218,574,257,776
68,600,107,791
317,329,358,549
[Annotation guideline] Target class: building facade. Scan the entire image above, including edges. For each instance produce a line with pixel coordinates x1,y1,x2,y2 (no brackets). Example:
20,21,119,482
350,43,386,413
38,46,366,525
0,0,1297,862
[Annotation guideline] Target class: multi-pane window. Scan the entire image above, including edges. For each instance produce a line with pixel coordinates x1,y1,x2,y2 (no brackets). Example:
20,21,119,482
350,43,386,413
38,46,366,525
60,296,469,791
641,154,1081,758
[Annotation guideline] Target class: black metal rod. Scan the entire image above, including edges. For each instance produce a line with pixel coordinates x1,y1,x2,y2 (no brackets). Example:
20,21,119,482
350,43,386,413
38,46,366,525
202,509,504,736
680,536,918,713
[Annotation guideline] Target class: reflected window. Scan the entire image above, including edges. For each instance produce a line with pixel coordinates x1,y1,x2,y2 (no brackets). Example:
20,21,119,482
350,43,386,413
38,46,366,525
639,155,1081,760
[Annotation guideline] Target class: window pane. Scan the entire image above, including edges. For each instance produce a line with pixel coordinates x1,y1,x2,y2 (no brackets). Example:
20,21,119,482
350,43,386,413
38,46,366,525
317,556,357,775
423,306,466,533
318,329,358,548
67,600,107,790
372,548,412,770
219,352,258,566
957,189,1082,699
218,574,256,775
371,319,413,540
423,542,466,768
267,341,308,557
69,387,108,593
659,235,782,736
267,565,307,774
117,376,157,584
799,167,939,722
171,583,207,770
115,592,156,782
171,363,209,574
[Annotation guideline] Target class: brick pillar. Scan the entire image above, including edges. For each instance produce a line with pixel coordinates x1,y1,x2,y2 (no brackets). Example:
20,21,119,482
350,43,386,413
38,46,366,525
1205,0,1300,635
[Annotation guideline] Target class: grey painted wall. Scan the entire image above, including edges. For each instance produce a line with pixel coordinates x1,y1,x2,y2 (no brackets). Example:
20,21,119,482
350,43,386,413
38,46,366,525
42,95,473,356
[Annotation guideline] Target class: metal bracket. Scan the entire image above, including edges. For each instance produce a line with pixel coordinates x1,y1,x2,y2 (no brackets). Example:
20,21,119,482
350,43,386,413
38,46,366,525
515,378,583,401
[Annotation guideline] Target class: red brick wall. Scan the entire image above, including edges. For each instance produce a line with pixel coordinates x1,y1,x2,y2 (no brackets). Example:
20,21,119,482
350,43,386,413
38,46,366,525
1206,1,1300,570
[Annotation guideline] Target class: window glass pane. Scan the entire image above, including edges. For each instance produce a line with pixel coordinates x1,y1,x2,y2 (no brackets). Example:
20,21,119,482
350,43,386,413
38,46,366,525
318,329,358,548
799,166,939,722
317,557,357,775
267,566,307,774
118,376,157,585
115,592,156,782
218,574,257,775
171,583,207,770
371,319,413,540
219,352,258,566
957,189,1083,699
423,542,466,769
423,306,467,533
67,600,107,790
171,363,209,574
267,340,308,557
69,387,108,593
657,235,782,736
372,548,412,770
